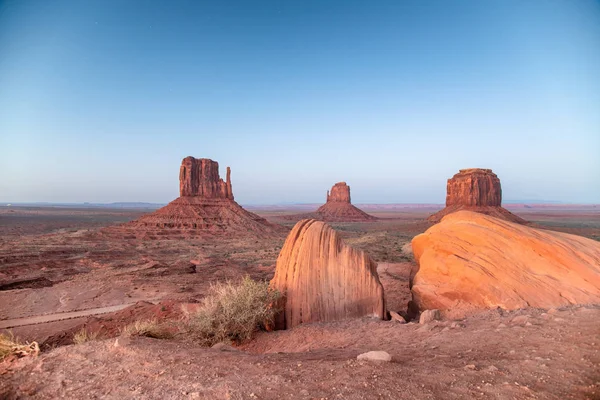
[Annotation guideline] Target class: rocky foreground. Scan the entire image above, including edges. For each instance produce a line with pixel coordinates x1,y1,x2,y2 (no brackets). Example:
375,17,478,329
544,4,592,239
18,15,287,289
1,305,598,399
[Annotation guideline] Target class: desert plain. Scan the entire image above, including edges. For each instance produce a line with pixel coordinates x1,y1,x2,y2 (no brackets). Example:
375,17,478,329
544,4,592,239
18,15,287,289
0,199,599,399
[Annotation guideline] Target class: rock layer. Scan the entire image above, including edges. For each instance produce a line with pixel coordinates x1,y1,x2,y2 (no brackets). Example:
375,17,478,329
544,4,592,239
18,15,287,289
412,211,600,313
326,182,351,203
179,157,233,199
270,219,385,329
428,168,525,224
103,157,283,239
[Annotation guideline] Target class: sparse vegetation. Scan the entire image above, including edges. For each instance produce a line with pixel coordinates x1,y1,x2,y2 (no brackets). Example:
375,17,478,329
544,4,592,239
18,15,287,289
120,319,174,339
0,333,39,360
185,276,282,346
73,328,99,344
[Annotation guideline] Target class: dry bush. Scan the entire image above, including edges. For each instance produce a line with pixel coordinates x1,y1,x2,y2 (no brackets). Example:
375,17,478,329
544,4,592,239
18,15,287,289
72,328,99,344
0,333,39,360
185,276,282,346
120,319,173,339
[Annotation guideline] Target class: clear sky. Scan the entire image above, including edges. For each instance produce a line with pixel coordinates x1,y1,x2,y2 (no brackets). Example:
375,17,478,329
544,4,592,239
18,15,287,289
1,0,599,204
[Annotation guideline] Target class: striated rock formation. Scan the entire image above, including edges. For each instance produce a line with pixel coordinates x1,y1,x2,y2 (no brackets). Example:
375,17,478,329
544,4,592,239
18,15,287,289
428,168,526,224
411,211,600,314
270,219,385,330
103,157,283,239
179,157,233,199
326,182,351,203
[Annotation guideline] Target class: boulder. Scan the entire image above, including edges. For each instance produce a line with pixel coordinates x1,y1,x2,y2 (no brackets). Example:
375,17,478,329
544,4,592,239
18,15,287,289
419,309,441,324
412,211,600,313
357,351,392,362
270,219,385,329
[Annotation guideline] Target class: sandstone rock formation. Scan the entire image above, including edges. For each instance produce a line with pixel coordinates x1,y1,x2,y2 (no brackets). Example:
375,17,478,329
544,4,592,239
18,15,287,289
285,182,376,222
179,157,233,199
428,169,526,224
103,157,283,239
270,219,385,329
326,182,352,203
411,211,600,314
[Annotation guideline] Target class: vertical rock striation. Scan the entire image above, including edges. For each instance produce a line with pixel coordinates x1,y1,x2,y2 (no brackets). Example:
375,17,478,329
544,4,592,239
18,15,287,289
270,219,385,330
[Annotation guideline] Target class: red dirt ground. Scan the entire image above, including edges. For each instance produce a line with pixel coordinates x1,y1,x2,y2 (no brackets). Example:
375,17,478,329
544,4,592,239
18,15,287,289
1,205,599,399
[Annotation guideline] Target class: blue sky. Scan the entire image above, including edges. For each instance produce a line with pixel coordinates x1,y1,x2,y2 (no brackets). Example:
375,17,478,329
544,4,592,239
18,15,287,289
1,0,599,204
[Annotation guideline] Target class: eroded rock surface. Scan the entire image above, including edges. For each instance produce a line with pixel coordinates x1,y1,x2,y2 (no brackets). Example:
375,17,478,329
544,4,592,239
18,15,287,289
428,168,526,224
315,182,376,222
179,157,233,199
103,157,283,238
270,219,385,329
412,211,600,313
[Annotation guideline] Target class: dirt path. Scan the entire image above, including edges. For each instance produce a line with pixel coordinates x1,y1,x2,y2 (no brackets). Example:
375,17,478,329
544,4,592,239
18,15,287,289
0,301,158,329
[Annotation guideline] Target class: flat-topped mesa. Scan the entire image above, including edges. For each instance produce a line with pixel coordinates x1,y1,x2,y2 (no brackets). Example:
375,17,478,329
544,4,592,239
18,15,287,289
446,168,501,207
326,182,351,203
428,168,526,224
179,157,233,200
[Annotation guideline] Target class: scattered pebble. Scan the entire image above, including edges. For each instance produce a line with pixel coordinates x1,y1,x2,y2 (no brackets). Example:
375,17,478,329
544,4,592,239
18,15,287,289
357,351,392,362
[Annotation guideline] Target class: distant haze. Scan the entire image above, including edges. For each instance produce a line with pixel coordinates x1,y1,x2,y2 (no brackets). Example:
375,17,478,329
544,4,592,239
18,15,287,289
1,1,599,204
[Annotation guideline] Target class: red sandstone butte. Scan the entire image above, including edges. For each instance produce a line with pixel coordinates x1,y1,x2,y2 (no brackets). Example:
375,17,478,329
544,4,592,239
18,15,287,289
179,157,233,199
315,182,377,222
103,157,284,238
270,219,385,330
428,168,526,224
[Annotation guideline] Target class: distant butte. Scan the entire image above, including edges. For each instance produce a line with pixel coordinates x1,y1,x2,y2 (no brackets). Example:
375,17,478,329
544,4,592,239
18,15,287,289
103,157,284,239
428,168,526,224
285,182,376,222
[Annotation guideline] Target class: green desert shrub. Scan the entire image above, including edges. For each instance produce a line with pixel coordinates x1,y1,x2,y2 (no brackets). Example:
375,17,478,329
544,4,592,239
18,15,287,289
185,276,282,346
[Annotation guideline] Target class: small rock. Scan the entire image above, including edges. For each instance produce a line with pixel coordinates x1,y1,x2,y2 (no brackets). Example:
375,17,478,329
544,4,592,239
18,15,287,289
419,309,441,324
554,317,565,322
211,342,238,352
486,365,499,372
113,337,132,348
464,364,477,370
497,323,507,329
357,351,392,362
511,315,529,325
390,311,407,324
548,308,559,314
525,322,532,326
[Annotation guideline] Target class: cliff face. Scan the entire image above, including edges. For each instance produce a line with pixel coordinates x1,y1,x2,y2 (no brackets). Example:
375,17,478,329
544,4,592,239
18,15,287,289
428,168,526,224
103,157,284,239
326,182,351,203
412,211,600,314
179,157,233,200
270,219,385,330
446,169,501,207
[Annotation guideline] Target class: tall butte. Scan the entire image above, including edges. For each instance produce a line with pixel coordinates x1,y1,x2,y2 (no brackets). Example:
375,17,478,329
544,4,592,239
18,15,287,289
314,182,377,222
104,157,283,238
428,168,526,224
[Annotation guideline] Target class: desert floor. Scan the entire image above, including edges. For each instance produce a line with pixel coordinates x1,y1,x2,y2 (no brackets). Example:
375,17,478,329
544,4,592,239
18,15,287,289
0,204,599,399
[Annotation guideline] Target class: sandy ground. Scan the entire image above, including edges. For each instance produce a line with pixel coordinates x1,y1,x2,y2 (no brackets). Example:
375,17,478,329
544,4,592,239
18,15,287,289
1,205,599,399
